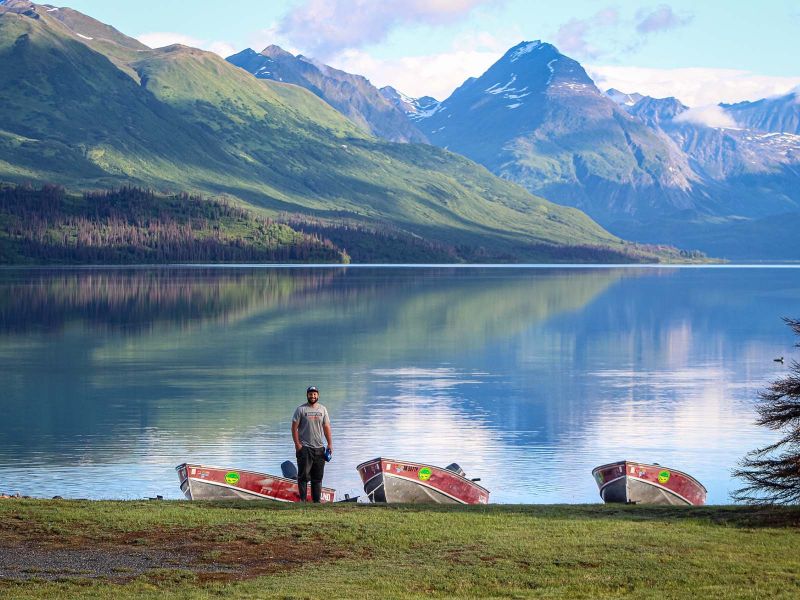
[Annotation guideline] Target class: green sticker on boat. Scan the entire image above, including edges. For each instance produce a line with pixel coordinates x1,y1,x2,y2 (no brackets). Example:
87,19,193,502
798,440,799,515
225,472,240,485
658,470,670,484
419,467,432,481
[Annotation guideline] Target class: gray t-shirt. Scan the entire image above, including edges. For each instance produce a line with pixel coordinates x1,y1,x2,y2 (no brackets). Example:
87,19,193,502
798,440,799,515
292,402,330,448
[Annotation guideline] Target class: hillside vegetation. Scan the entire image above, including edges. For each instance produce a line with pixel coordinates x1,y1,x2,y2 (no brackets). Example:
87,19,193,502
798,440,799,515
0,4,697,263
0,184,346,264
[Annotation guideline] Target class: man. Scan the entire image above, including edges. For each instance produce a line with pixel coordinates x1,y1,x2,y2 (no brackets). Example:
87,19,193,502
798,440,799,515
291,386,333,503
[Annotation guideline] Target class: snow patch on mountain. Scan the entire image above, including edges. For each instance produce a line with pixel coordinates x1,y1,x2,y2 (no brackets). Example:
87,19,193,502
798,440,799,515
749,132,800,152
546,59,557,85
412,104,441,120
486,75,517,95
509,41,541,62
550,82,594,95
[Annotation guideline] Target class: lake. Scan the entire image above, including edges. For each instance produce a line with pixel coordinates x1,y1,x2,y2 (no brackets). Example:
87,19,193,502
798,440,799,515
1,265,798,503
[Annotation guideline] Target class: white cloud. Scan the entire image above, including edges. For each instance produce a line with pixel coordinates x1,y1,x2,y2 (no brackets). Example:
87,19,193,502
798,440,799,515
327,31,515,100
137,32,201,49
635,5,693,34
674,105,737,128
551,5,692,61
136,32,235,58
554,8,619,59
247,23,301,56
277,0,499,59
330,47,501,100
206,41,237,58
588,65,800,106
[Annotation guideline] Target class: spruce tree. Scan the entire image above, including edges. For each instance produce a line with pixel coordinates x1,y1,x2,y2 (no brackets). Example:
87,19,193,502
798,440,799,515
733,318,800,504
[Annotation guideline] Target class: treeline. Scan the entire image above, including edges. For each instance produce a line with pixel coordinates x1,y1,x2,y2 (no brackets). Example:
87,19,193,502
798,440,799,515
0,184,704,265
284,215,464,263
0,184,347,264
284,214,700,263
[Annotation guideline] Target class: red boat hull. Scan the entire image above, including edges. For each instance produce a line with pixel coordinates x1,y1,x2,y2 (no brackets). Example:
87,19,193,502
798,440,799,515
592,461,707,506
357,458,489,504
176,463,335,503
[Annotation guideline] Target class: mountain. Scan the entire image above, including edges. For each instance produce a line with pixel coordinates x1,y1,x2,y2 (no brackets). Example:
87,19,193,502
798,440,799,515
417,41,698,224
606,88,644,107
626,96,688,128
609,94,800,256
622,95,800,210
0,3,668,263
721,90,800,134
37,3,148,50
226,46,427,143
379,86,440,121
394,40,800,258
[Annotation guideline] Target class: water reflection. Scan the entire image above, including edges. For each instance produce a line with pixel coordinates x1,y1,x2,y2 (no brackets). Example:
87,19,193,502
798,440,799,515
0,268,337,334
0,267,796,503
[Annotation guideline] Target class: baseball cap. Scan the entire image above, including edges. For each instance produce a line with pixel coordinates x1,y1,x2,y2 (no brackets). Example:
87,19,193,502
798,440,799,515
306,386,319,393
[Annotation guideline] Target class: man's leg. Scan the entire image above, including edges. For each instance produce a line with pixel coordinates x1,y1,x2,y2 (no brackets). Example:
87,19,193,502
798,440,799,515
296,446,312,501
309,447,326,503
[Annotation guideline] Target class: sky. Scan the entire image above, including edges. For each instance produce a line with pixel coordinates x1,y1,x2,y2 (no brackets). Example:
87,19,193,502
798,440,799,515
59,0,800,106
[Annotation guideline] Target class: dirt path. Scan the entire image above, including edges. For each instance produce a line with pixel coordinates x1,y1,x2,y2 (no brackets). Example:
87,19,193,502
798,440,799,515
0,522,347,582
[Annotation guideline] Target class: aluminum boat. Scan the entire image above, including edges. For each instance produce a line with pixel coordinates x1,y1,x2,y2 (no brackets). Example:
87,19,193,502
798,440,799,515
592,460,707,506
176,462,335,502
357,457,489,504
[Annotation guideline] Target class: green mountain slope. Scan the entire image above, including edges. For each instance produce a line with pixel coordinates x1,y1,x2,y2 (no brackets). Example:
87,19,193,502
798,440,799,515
227,46,427,143
0,3,678,262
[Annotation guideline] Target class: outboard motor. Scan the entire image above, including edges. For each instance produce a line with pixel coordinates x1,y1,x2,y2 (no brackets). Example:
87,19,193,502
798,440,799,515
445,463,465,477
281,460,298,480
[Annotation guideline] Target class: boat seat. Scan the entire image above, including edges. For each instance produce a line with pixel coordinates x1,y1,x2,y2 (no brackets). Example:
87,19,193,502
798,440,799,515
445,463,465,477
281,460,298,480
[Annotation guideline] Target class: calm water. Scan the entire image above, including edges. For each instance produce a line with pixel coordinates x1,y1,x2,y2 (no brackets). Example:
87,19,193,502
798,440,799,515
1,266,798,503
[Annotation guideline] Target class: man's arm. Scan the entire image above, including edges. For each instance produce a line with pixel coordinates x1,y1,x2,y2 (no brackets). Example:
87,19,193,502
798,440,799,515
323,422,333,457
291,420,302,451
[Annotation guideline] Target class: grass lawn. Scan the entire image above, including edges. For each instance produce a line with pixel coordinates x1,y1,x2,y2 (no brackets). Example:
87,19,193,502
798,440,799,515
1,500,798,599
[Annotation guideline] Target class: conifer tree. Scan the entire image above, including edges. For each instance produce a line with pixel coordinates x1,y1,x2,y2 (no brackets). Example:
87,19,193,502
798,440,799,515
734,318,800,504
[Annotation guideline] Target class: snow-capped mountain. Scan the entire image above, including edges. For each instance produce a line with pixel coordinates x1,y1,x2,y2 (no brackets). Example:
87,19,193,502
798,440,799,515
227,46,427,143
605,93,800,255
626,96,688,128
393,40,800,256
417,40,697,223
379,86,440,121
606,88,645,107
721,90,800,135
622,95,800,185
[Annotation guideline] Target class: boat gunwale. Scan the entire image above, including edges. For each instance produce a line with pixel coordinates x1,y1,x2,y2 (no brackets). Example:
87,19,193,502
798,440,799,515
176,462,335,495
356,457,490,494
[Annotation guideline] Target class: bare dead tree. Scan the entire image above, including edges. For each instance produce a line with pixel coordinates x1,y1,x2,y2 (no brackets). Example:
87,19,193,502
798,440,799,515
733,318,800,504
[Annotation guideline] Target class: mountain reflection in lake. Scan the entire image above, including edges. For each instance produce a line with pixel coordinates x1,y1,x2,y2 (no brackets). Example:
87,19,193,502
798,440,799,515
0,266,797,503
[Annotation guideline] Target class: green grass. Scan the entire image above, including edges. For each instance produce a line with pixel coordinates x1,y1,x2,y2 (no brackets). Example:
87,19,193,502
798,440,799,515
1,500,798,599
